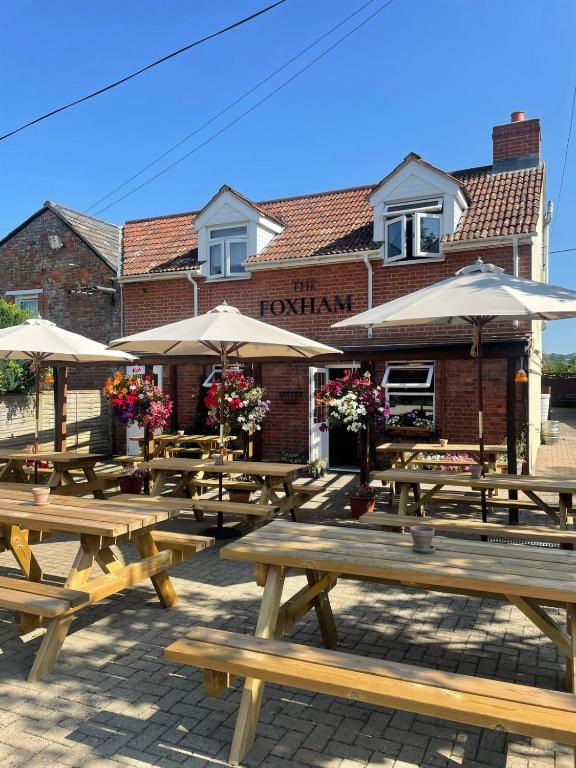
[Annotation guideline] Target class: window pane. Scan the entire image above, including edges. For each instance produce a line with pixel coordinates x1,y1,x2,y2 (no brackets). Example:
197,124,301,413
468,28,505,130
386,219,403,259
209,243,222,275
387,199,440,213
420,216,440,253
16,298,39,316
388,394,434,422
209,226,247,239
229,241,247,273
386,366,433,389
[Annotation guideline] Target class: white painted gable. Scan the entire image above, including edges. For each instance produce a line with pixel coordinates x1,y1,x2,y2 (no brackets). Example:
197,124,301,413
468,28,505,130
370,156,468,242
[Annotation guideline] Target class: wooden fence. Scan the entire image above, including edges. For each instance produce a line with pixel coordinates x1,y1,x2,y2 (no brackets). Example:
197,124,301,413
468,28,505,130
0,390,112,454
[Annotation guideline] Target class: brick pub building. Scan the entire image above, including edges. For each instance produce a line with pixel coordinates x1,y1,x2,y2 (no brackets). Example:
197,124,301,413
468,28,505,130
120,112,548,471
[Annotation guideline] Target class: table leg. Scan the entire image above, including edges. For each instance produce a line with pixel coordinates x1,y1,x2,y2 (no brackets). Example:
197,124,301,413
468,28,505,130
397,482,410,515
229,565,285,766
306,569,338,649
151,469,168,496
134,531,178,608
560,493,572,531
566,603,576,693
83,465,105,500
28,615,75,682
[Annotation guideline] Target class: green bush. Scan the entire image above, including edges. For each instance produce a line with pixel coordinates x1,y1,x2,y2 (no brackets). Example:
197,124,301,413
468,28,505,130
0,298,33,395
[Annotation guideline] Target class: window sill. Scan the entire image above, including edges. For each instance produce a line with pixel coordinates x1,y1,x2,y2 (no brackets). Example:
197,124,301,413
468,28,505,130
382,253,445,267
205,273,252,283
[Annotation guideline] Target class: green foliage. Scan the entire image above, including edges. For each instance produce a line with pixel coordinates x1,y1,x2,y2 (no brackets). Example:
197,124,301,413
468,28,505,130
542,352,576,375
0,298,33,396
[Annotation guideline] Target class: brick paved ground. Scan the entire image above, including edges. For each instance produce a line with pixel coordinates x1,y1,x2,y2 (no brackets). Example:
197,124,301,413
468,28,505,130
1,423,576,768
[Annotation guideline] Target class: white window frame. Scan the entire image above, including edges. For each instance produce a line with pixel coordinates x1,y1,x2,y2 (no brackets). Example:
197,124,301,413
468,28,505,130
384,362,435,427
383,199,443,265
382,363,434,389
6,290,42,317
208,226,248,279
384,216,406,263
202,363,244,387
415,212,442,258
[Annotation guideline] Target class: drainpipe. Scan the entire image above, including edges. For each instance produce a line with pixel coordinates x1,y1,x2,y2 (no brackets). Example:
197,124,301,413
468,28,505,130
362,253,373,339
512,236,520,329
186,270,199,316
543,200,553,283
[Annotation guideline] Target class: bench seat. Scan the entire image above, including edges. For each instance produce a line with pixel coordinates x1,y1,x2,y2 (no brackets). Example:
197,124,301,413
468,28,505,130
0,576,88,618
166,628,576,754
358,512,576,544
112,455,145,466
192,500,278,517
150,531,214,562
401,490,560,514
292,482,327,496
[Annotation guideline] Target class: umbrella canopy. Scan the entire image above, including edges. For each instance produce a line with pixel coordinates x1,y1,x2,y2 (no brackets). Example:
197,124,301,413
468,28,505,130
0,318,135,364
332,260,576,329
109,301,340,359
110,302,340,453
0,318,134,459
332,260,576,516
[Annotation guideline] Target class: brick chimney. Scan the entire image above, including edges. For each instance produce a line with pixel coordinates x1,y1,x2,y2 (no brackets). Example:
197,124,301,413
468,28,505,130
492,111,541,172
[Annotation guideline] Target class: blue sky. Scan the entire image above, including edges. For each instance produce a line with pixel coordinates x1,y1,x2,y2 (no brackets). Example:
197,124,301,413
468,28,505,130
1,0,575,351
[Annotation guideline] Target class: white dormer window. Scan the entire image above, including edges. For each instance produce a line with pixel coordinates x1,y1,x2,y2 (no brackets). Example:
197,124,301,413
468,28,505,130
208,226,248,277
384,199,442,263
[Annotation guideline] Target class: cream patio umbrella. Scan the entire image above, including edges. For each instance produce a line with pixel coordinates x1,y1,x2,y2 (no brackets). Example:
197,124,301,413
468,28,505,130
0,318,134,467
109,302,341,451
332,259,576,509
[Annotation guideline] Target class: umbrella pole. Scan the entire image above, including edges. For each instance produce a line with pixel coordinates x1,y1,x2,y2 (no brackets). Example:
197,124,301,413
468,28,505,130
476,321,488,524
219,347,228,454
34,360,41,484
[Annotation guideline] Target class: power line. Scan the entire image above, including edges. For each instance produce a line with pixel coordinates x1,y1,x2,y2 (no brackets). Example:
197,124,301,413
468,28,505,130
92,0,398,216
0,1,288,143
552,83,576,235
85,0,382,213
550,247,576,254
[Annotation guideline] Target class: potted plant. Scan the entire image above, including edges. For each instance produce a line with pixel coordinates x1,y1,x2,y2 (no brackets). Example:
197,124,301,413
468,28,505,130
386,409,434,436
118,467,148,495
348,483,377,519
228,474,252,503
308,457,327,479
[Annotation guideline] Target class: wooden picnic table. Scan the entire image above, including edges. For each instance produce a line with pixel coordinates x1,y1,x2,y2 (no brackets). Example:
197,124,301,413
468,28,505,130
130,433,229,459
0,451,108,498
376,441,507,472
143,458,308,523
167,520,576,764
371,468,576,527
0,487,213,680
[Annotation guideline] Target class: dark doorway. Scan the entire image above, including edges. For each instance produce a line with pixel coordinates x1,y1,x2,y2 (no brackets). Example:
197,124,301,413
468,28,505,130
328,367,360,471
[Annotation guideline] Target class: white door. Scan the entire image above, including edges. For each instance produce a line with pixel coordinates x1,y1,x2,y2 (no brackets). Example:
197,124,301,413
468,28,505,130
126,365,164,455
309,367,329,463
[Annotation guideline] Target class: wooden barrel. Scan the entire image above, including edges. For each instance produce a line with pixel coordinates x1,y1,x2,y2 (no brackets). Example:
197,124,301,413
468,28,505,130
541,420,560,445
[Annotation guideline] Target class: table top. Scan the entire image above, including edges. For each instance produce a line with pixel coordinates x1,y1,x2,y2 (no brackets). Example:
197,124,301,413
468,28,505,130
143,458,307,477
0,488,178,537
371,468,576,493
376,442,507,454
0,451,104,464
221,520,576,603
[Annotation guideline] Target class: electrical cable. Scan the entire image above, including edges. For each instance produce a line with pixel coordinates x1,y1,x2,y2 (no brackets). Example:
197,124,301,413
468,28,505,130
84,0,382,213
92,0,398,215
0,0,288,142
552,83,576,235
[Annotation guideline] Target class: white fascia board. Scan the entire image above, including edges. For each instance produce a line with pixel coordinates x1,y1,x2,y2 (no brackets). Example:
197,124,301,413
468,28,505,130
247,250,381,271
117,271,199,284
442,233,536,252
369,159,462,207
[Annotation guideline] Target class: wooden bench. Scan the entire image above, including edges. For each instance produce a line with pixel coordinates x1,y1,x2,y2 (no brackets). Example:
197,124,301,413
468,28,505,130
150,531,214,563
53,474,123,497
0,576,90,681
358,512,576,545
292,482,327,496
0,482,37,492
192,500,279,519
113,455,145,467
166,628,576,764
189,478,259,493
394,489,562,517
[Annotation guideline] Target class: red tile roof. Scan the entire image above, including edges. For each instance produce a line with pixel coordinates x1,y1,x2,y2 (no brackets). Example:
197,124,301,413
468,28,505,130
122,165,543,275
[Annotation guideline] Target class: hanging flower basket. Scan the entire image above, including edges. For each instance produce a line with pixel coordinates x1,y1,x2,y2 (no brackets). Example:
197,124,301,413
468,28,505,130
315,370,389,434
204,371,270,433
103,368,172,432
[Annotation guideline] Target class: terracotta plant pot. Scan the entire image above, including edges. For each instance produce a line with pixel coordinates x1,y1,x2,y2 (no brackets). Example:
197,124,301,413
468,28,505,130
349,496,376,519
119,476,144,494
470,464,483,480
31,487,51,506
410,525,435,552
229,490,251,503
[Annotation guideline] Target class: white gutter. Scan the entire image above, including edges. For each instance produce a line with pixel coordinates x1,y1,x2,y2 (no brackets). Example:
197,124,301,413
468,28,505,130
362,253,373,339
543,200,553,283
186,270,199,316
117,271,197,284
